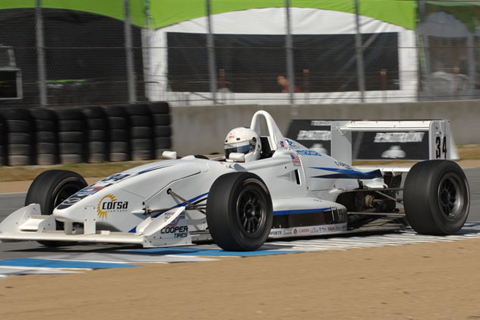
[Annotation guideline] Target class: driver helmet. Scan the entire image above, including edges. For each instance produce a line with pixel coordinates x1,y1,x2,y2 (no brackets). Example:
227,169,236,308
224,127,261,162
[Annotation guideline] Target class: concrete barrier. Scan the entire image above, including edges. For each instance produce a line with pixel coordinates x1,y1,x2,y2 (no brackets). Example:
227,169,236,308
171,100,480,156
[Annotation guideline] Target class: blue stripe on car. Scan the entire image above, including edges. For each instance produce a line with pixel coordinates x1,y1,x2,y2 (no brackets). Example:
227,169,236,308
310,167,382,179
274,208,330,216
138,164,172,175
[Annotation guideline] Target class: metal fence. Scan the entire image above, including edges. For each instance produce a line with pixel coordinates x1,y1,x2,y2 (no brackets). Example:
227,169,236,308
0,0,479,107
0,0,143,107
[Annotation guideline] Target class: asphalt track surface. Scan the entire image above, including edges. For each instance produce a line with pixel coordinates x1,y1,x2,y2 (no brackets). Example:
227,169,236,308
0,168,479,277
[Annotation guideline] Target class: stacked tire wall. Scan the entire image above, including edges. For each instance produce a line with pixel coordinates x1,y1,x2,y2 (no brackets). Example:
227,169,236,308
30,108,58,165
149,102,172,158
0,108,35,166
56,108,88,164
82,106,109,163
0,102,171,166
125,103,153,161
0,116,7,166
103,105,130,162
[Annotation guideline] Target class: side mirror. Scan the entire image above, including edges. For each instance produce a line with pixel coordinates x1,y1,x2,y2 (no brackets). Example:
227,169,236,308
229,152,245,162
162,151,177,159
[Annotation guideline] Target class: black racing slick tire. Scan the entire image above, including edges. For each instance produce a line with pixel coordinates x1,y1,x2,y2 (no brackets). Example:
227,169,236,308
25,170,88,214
25,170,88,247
404,160,470,235
206,172,273,251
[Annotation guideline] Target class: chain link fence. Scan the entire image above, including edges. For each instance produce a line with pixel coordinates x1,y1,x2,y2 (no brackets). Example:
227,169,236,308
0,0,478,107
0,0,145,107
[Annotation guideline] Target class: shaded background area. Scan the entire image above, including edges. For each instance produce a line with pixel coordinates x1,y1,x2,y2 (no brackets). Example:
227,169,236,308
0,1,479,106
0,8,144,106
167,32,399,94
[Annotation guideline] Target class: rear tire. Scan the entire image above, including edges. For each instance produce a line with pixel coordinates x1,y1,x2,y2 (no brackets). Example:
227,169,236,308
404,160,470,235
25,170,88,247
207,172,273,251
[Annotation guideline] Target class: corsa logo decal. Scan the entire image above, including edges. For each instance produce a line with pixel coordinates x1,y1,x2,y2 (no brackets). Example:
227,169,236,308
97,194,129,219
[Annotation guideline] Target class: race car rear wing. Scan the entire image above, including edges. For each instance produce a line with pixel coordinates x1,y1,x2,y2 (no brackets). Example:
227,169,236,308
286,119,458,165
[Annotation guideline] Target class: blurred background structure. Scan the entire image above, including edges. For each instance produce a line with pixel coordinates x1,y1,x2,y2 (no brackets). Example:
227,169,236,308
0,0,479,107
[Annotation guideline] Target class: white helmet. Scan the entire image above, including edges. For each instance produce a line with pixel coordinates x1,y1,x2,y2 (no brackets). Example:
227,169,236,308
224,127,261,162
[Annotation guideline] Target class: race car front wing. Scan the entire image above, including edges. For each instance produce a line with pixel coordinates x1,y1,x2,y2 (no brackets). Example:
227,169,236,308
0,204,193,248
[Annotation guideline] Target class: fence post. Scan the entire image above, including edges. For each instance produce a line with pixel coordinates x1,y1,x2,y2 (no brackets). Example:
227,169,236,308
142,0,153,100
35,0,48,106
418,0,432,99
354,0,365,103
285,0,295,105
467,32,475,99
206,0,217,104
124,0,137,104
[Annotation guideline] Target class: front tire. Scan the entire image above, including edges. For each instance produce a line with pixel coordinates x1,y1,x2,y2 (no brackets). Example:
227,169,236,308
25,170,88,247
207,172,273,251
404,160,470,235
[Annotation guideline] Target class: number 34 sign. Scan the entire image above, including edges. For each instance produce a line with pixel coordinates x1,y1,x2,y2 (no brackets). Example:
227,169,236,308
435,135,448,159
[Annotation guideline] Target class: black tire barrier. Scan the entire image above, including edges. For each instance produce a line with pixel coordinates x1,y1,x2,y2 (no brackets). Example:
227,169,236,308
109,129,128,141
36,131,57,143
154,126,171,137
155,137,171,149
57,119,84,132
153,114,171,126
59,131,84,142
8,133,31,144
81,106,109,163
89,130,107,141
30,108,59,165
148,101,170,114
125,103,153,161
108,117,127,129
148,101,171,159
110,141,130,153
54,108,87,164
0,115,8,166
0,108,35,166
0,101,172,166
36,142,57,154
103,105,130,162
6,119,31,133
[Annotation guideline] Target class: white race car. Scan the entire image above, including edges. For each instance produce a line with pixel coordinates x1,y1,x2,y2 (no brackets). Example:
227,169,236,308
0,111,470,251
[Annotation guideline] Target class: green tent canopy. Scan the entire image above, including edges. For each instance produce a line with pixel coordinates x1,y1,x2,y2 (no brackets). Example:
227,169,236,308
0,0,416,30
150,0,416,30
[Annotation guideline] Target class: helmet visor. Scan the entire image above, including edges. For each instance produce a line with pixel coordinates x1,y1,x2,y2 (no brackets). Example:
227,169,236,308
225,141,253,159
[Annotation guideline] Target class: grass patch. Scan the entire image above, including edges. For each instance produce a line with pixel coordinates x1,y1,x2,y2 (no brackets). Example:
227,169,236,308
0,161,157,182
456,144,480,160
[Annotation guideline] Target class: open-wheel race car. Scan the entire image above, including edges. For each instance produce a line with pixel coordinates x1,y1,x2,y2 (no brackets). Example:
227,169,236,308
0,110,470,251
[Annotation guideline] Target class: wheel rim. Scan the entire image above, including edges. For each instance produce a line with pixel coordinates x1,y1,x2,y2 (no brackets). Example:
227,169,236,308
437,173,465,220
236,186,267,236
53,184,82,207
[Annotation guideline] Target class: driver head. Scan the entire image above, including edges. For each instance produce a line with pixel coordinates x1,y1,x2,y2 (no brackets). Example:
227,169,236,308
224,127,261,162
